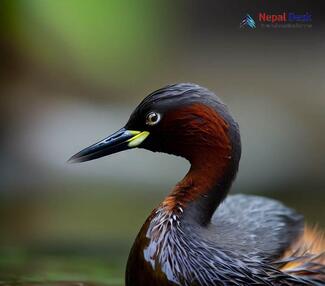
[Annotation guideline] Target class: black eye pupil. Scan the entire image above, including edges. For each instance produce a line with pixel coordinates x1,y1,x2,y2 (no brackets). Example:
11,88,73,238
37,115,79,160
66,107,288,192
150,114,157,121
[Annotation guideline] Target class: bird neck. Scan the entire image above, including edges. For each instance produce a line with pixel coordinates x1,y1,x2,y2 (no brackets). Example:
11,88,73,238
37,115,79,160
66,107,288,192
162,143,239,226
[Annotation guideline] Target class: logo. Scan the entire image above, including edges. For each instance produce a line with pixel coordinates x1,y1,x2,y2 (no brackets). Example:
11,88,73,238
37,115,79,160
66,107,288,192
240,12,312,29
240,14,256,29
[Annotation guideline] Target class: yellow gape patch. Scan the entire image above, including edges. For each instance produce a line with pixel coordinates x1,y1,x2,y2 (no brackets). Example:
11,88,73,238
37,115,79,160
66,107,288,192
127,131,150,147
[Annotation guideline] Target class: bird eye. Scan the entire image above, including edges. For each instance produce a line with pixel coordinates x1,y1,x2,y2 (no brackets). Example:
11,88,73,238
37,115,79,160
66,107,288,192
146,112,161,126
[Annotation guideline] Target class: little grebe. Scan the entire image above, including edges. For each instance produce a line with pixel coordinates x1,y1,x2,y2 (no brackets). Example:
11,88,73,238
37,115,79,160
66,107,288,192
70,83,325,286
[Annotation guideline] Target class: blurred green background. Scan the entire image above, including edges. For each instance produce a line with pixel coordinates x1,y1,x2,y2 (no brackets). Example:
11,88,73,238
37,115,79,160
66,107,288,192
0,1,324,285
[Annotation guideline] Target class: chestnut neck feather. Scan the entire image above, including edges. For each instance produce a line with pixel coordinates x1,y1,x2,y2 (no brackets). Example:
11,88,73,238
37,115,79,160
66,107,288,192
161,103,238,225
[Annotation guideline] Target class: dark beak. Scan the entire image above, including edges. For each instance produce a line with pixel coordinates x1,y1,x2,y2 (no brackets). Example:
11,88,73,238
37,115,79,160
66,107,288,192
68,128,149,163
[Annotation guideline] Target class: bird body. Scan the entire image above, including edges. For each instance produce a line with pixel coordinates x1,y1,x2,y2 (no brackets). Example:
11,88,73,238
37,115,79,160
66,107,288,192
70,83,325,286
126,195,324,286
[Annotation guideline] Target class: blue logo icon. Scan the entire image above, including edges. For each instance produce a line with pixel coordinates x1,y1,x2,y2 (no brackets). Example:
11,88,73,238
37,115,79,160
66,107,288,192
240,14,256,29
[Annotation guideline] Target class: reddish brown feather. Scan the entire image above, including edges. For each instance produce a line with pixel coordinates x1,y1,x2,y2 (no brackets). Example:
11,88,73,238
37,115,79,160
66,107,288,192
278,225,325,280
160,103,232,211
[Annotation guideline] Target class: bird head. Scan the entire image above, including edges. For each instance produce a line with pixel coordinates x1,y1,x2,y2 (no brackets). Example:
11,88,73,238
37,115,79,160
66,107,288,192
69,83,240,165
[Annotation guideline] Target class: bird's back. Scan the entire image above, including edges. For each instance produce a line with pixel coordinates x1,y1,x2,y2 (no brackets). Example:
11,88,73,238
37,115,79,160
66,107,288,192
210,194,325,284
211,194,304,260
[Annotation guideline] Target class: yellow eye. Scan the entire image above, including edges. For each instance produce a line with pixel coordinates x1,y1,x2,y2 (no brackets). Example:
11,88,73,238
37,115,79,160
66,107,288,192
146,112,161,126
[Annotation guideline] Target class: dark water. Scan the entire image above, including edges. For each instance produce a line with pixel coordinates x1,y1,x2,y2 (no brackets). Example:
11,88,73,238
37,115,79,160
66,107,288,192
0,188,153,286
0,248,125,286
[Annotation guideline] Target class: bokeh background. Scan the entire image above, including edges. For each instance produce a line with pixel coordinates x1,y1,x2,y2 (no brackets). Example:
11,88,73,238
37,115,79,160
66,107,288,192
1,1,324,285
